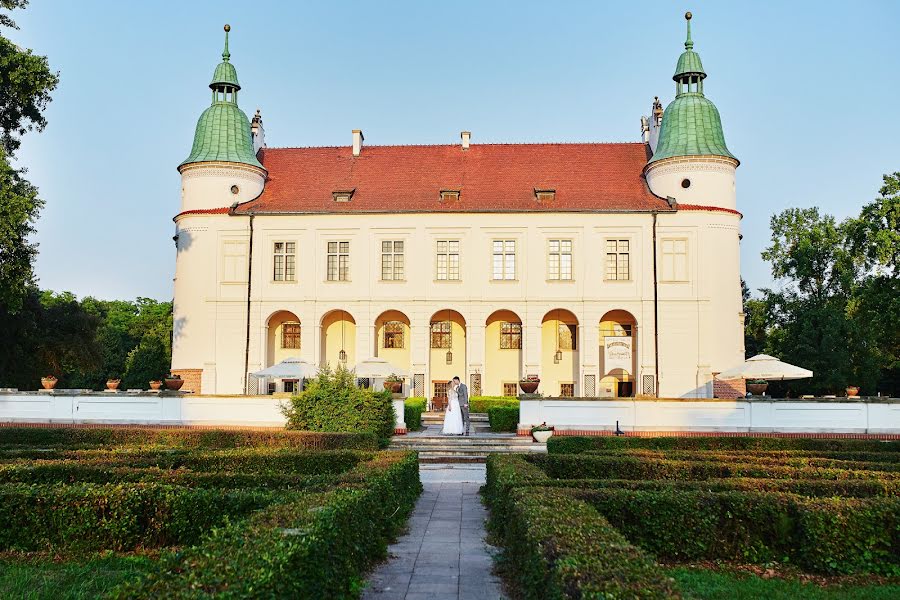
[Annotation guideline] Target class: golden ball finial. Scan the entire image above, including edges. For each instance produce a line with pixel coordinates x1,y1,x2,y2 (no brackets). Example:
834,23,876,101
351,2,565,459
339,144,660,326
685,11,692,20
224,24,231,32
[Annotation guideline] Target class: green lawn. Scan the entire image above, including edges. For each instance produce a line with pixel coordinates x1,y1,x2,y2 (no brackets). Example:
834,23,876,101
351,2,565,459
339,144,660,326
0,554,155,599
671,567,900,600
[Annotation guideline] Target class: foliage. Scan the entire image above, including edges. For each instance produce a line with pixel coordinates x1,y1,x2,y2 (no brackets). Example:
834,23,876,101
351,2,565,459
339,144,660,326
283,364,396,447
0,426,378,450
404,397,426,431
487,406,519,432
745,172,900,396
0,554,156,600
546,435,900,454
469,396,519,413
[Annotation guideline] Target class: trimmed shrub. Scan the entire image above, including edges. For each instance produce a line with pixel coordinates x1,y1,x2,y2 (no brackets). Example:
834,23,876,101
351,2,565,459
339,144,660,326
577,488,900,575
404,397,427,431
111,451,421,599
0,427,378,450
484,454,551,516
487,406,519,432
584,449,900,472
493,487,681,599
470,396,518,413
539,454,900,482
547,435,900,454
0,482,278,552
282,364,395,447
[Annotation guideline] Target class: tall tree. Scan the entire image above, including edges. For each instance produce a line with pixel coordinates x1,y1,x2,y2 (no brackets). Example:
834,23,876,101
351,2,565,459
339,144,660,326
0,0,58,313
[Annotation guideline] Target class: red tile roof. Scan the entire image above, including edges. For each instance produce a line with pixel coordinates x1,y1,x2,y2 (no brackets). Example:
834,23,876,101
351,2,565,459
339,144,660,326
234,143,671,214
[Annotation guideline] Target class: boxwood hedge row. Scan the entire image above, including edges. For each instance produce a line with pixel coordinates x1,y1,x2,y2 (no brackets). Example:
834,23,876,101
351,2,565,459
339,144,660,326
111,450,421,599
547,435,900,454
583,449,900,471
0,482,280,552
485,456,681,598
578,488,900,575
487,406,519,432
404,397,427,431
0,427,378,450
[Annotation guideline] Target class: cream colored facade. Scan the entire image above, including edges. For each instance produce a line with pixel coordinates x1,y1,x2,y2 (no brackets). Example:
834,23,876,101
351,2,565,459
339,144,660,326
172,199,743,398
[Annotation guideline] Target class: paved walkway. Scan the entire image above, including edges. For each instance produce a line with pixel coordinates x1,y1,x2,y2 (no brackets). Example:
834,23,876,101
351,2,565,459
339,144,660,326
363,464,506,600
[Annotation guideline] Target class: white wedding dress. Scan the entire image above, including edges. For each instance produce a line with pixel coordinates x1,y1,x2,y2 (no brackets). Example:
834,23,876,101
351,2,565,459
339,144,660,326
442,386,464,435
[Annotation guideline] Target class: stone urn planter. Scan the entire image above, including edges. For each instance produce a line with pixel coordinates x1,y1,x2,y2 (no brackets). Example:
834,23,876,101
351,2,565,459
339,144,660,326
519,379,540,394
106,379,121,390
149,380,162,390
164,376,185,391
846,386,860,398
747,381,768,396
383,381,403,393
532,429,553,443
40,376,57,390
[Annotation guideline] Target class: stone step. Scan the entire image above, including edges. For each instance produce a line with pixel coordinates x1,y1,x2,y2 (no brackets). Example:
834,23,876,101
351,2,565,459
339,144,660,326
391,437,533,446
393,443,541,452
418,455,488,464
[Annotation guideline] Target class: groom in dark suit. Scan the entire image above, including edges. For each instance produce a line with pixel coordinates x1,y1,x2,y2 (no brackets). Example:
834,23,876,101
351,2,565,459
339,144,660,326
453,376,470,436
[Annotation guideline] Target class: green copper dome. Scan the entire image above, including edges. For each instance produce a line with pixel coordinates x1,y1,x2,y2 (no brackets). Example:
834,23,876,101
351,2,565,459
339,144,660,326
650,12,736,164
180,25,263,171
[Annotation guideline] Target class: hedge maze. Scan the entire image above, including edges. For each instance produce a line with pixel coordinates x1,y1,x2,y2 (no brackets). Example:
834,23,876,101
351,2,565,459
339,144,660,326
485,436,900,599
0,427,421,598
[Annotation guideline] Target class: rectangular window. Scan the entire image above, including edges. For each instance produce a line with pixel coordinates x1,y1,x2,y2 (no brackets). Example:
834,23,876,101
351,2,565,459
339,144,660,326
492,239,516,280
503,382,518,397
661,238,688,282
327,241,350,281
273,242,296,282
430,321,452,348
433,381,449,398
559,323,577,350
383,321,405,349
548,239,573,280
605,239,630,281
283,379,298,393
560,383,575,398
223,241,248,283
436,240,460,281
500,322,522,349
281,323,301,349
381,240,405,281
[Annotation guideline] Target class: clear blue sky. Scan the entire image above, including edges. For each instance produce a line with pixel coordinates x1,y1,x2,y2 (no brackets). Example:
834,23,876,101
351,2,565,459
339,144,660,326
10,1,900,301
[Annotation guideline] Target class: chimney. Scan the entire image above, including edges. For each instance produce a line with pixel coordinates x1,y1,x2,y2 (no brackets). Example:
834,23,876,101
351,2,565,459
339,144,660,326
251,109,266,152
460,131,471,150
352,129,364,156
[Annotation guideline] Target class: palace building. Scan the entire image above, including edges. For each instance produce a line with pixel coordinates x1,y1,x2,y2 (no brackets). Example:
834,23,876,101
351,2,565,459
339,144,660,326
171,14,745,400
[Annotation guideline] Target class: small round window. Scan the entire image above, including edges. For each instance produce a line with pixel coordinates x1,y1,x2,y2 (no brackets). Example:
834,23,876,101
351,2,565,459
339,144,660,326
230,185,240,195
681,178,691,189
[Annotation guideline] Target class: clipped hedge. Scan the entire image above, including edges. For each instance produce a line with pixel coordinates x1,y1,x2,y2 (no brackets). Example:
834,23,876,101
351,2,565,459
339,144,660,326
547,435,900,454
112,451,421,599
404,397,427,431
584,449,900,472
539,454,900,482
0,427,378,451
487,406,519,432
470,396,519,413
0,482,278,552
578,488,900,575
483,456,681,599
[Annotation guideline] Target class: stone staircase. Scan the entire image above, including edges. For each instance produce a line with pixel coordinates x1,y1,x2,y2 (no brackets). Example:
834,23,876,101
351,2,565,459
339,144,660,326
390,412,546,463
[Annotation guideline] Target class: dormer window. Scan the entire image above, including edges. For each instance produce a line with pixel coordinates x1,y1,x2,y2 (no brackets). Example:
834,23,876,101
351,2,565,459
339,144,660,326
440,190,460,202
332,189,355,203
535,189,556,203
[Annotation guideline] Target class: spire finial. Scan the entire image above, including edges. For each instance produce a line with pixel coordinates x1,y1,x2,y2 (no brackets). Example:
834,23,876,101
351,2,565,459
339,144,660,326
684,12,693,50
222,24,231,62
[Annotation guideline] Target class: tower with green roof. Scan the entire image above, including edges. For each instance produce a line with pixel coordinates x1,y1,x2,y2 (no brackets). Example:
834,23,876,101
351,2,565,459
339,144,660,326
177,25,267,213
645,12,739,212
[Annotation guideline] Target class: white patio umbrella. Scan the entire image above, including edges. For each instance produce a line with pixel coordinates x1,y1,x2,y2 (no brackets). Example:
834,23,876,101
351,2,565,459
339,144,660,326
352,357,409,379
251,357,318,379
716,354,813,381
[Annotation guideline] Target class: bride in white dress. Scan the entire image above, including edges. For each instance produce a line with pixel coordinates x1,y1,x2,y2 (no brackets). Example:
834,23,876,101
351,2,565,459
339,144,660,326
442,380,465,435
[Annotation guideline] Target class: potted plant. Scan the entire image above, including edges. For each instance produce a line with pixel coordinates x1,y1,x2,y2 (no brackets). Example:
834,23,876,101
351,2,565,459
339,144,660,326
746,379,768,396
149,380,163,390
106,378,121,390
164,374,185,391
846,385,860,398
531,422,554,443
383,374,403,394
40,375,57,390
519,375,540,395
